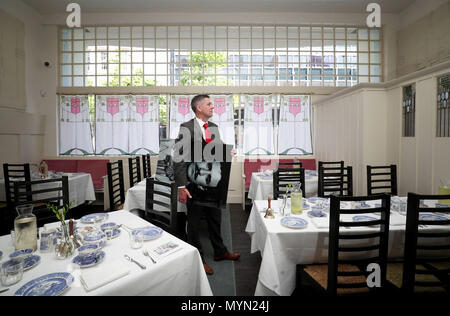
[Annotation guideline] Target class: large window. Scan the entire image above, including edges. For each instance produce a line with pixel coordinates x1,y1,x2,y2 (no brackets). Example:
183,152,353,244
59,25,382,88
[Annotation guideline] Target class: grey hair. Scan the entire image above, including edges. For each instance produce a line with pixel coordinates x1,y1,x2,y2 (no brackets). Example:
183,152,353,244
190,94,210,113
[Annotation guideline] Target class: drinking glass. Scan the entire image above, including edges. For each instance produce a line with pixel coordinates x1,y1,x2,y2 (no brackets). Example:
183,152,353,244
129,230,144,249
1,258,24,286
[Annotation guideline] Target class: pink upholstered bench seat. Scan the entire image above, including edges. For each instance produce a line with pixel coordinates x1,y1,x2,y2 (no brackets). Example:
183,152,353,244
44,159,108,190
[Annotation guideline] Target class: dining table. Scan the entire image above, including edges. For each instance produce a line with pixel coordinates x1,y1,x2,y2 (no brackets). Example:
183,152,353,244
245,196,450,296
124,178,187,213
0,172,96,208
0,209,212,296
247,169,318,201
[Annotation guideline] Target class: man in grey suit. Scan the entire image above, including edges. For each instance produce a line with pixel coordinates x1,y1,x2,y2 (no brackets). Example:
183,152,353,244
173,94,240,275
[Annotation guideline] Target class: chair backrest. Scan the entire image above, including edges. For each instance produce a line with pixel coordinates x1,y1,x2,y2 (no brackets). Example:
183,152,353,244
366,164,398,196
142,154,152,179
273,165,305,199
145,177,179,237
318,161,353,197
107,161,125,211
13,176,69,227
328,194,391,295
3,163,31,207
402,192,450,294
128,156,142,187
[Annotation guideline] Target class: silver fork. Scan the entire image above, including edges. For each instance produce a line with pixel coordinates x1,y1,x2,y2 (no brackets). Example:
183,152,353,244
143,250,156,264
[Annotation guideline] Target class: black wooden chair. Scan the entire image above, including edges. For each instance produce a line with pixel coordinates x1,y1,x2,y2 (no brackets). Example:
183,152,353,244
297,194,391,296
145,177,185,239
3,163,31,208
142,154,152,179
273,163,305,199
401,192,450,294
128,156,142,187
13,176,69,227
2,163,31,233
367,164,398,196
318,161,353,197
107,161,125,212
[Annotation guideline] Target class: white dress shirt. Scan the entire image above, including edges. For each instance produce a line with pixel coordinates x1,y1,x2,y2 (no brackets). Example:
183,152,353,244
195,117,209,141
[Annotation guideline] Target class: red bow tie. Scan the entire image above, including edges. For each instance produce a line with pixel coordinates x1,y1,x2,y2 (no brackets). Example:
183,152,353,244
203,123,212,143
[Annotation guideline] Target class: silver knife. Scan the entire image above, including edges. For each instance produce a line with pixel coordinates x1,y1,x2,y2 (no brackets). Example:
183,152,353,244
0,288,9,294
124,254,146,270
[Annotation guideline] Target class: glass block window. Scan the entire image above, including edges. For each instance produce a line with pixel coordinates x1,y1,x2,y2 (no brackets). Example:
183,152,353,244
59,25,382,88
437,74,450,137
402,84,415,137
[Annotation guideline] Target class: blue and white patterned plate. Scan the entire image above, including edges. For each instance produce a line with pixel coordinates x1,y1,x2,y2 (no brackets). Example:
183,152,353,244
280,217,308,229
100,222,117,230
9,248,34,259
307,210,327,218
419,214,448,221
308,197,328,203
353,215,378,222
14,272,74,296
132,226,163,241
23,255,41,271
72,251,105,268
80,213,109,224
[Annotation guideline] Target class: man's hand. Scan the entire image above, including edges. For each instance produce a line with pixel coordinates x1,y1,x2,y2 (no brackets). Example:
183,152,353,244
178,187,192,204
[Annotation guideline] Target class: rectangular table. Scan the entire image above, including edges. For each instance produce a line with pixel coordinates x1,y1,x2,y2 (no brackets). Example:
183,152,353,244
124,179,187,213
245,198,450,296
248,170,318,201
0,210,211,296
0,173,96,208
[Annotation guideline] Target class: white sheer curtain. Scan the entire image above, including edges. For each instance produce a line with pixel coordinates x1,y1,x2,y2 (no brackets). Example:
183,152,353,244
59,95,94,155
278,95,313,155
128,95,160,155
210,95,235,148
169,94,196,139
95,95,130,155
95,95,160,155
242,94,274,155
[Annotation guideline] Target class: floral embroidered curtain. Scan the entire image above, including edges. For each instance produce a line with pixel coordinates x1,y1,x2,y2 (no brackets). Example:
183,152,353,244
59,95,94,155
278,95,313,155
95,95,159,155
242,95,274,155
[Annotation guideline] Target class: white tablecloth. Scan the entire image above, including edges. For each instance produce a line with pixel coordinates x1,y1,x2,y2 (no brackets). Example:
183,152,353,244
248,170,318,200
0,173,96,208
0,210,212,296
124,179,187,213
245,198,450,296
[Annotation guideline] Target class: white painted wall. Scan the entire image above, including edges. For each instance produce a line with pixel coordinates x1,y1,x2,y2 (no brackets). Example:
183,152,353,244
314,61,450,196
0,1,47,176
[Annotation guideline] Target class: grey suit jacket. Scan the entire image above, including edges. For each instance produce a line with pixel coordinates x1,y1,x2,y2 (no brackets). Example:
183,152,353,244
173,118,224,188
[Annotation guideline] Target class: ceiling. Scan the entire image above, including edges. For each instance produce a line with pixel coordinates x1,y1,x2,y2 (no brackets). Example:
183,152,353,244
22,0,416,14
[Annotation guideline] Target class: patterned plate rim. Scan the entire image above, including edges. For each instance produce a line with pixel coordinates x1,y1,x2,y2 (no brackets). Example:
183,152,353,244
280,216,308,229
132,226,163,240
14,272,74,296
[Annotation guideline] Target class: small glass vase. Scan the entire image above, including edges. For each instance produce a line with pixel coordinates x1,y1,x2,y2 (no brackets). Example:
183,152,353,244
55,223,74,259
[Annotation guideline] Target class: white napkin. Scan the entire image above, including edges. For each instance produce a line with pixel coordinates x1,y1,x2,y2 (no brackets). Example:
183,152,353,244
390,213,406,226
80,259,130,292
311,217,329,229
